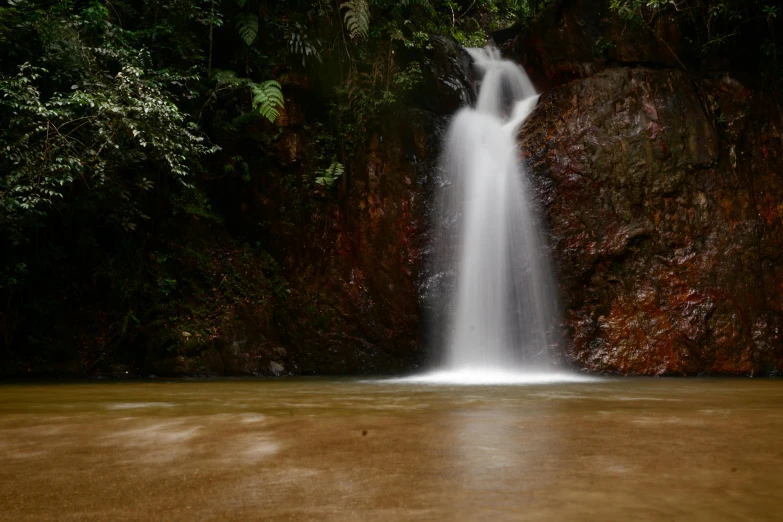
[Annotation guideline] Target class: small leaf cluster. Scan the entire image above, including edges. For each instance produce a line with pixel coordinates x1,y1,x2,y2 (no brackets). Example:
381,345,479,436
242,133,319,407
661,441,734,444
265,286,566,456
315,161,345,188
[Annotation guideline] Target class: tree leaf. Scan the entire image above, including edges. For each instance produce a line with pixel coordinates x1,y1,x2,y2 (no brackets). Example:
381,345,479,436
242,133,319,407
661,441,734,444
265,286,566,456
235,13,259,46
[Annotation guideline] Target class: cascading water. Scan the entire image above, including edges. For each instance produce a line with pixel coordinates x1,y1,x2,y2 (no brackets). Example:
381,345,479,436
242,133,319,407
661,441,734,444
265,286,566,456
410,48,589,384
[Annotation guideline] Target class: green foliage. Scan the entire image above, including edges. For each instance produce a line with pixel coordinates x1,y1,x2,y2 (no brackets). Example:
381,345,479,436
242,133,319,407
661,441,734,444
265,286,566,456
341,0,371,40
158,278,178,297
0,4,215,239
251,81,285,123
338,57,425,132
211,68,244,87
288,29,322,67
315,161,345,187
235,12,259,45
395,61,425,92
171,186,223,223
609,0,653,22
1,62,208,210
595,36,616,56
211,70,284,123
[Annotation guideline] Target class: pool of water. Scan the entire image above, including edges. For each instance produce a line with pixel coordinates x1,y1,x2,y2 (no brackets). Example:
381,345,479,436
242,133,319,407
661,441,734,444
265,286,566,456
1,377,782,521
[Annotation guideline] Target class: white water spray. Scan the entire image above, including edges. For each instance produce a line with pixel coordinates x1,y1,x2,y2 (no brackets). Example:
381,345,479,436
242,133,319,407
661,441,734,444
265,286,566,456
409,48,587,385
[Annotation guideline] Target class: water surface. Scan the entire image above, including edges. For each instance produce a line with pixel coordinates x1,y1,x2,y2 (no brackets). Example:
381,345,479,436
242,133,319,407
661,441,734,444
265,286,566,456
1,378,782,521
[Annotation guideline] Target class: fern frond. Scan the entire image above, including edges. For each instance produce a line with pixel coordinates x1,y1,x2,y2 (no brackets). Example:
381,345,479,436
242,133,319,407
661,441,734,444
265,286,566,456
315,161,345,187
234,0,247,7
235,13,258,46
251,80,284,123
289,32,322,67
340,0,370,41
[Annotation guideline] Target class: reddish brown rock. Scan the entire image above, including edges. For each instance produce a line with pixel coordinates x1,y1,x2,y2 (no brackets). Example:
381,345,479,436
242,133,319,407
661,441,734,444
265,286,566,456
520,66,783,375
270,110,445,375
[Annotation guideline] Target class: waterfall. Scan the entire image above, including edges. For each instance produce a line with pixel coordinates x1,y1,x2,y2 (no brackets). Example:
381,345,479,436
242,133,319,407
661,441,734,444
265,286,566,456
411,47,584,385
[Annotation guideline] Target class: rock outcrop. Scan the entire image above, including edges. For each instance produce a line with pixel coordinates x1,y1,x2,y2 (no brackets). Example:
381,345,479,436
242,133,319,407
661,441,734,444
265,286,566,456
520,63,783,375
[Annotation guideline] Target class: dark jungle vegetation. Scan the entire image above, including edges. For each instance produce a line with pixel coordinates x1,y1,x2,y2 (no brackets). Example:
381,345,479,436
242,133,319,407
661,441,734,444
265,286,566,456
610,0,781,89
0,0,779,374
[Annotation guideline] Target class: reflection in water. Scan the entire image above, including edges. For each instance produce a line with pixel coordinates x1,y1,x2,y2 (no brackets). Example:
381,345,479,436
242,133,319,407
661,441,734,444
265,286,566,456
446,399,559,519
0,379,782,521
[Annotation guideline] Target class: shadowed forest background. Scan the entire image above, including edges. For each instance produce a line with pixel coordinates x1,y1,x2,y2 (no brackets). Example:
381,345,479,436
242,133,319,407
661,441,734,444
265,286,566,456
0,0,781,376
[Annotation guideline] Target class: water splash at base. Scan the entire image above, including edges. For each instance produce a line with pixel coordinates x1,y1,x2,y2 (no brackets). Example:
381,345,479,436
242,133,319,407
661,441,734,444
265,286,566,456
383,370,598,385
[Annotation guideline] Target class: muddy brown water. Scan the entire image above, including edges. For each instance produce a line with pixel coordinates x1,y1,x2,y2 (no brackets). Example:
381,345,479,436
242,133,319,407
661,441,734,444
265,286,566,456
0,378,782,521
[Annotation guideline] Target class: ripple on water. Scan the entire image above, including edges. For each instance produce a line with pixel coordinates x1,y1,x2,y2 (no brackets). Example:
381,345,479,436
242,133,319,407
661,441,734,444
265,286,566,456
101,420,200,463
106,402,177,410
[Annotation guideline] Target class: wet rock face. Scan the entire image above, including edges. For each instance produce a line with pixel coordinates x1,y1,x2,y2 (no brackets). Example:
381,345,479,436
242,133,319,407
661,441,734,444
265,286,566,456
276,109,448,375
411,35,475,114
520,67,783,374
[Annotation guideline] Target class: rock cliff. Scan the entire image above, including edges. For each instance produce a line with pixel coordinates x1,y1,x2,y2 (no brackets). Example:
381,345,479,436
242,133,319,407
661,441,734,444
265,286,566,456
516,2,783,374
